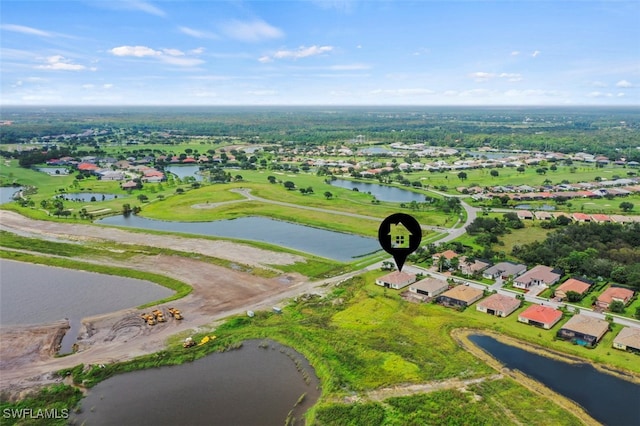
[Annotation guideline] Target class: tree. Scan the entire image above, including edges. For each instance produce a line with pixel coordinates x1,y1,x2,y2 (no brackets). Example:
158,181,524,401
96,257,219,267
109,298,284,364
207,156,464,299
565,290,582,302
457,171,467,181
324,191,333,200
283,181,295,190
609,300,625,313
517,166,525,174
620,201,634,212
490,170,499,178
267,175,277,184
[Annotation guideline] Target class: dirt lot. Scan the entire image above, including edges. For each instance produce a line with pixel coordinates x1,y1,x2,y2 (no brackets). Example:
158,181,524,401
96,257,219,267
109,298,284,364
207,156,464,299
0,211,325,396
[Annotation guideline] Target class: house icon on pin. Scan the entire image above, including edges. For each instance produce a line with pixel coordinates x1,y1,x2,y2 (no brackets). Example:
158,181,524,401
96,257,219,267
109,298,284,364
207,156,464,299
388,222,412,248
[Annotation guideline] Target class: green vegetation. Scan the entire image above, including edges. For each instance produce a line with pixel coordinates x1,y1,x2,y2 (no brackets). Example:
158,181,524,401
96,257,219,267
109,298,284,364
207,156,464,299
51,273,638,424
0,384,83,426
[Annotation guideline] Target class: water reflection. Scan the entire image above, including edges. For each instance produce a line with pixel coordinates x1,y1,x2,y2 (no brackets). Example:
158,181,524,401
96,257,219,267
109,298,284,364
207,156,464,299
469,334,640,425
97,215,379,261
73,340,320,426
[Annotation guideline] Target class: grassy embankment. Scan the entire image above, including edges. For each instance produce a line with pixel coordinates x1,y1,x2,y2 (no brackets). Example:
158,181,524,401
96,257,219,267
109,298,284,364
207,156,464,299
29,271,638,425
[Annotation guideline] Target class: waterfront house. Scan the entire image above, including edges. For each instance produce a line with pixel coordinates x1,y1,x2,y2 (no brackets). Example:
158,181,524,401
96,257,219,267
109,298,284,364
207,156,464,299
514,265,561,290
375,271,417,290
437,286,483,309
409,277,448,298
557,314,609,346
476,293,521,317
518,305,562,329
612,327,640,353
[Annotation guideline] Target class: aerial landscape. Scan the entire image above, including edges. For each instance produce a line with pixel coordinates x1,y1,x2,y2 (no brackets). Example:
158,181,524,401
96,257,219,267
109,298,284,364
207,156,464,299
1,1,640,426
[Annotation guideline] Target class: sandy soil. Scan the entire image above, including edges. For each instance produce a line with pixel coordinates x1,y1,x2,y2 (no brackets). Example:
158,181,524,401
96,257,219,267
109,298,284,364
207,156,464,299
0,211,330,396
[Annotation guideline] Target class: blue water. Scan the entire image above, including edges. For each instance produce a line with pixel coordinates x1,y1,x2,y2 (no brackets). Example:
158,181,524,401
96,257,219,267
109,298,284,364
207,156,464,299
330,179,426,203
97,215,379,261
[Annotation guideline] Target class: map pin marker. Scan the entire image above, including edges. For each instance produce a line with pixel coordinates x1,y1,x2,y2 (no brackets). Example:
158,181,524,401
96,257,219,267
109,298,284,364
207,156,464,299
378,213,422,272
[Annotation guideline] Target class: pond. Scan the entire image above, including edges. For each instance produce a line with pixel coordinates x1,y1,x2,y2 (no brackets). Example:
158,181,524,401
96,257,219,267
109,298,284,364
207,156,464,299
72,340,320,426
36,167,69,175
165,165,203,181
359,147,391,155
55,192,120,202
0,260,174,353
469,334,640,425
329,178,426,203
0,186,23,204
464,150,511,159
515,203,556,211
97,215,379,261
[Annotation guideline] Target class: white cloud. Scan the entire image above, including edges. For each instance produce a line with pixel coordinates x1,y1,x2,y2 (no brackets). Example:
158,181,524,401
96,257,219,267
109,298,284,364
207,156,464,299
471,72,522,82
587,91,614,98
103,84,114,89
591,81,608,88
511,51,520,56
88,0,166,17
178,26,218,39
616,80,633,88
470,72,495,82
110,45,161,57
1,24,53,37
247,90,278,96
109,45,203,67
370,88,435,97
82,84,95,89
262,45,334,62
36,55,88,71
531,50,541,57
220,19,284,42
499,73,523,82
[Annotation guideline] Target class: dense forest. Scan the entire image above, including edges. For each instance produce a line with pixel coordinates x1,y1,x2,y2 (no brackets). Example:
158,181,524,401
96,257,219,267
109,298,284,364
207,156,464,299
1,106,639,161
511,222,640,290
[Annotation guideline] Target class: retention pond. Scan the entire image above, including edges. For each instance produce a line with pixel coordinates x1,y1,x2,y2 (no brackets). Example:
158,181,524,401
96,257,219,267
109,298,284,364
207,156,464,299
72,339,320,425
469,334,640,425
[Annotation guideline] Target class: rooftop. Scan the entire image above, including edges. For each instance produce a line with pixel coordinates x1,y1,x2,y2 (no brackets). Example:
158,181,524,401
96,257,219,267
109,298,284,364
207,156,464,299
519,305,562,325
561,314,609,338
477,293,520,313
440,285,483,303
613,327,640,350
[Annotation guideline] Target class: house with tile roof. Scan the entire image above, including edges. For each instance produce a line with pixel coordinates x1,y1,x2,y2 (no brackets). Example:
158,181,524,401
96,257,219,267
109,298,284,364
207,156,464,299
437,286,484,309
596,287,634,310
514,265,562,290
483,261,527,280
375,271,417,290
476,293,521,317
554,278,591,301
557,314,609,347
613,327,640,353
518,305,563,329
409,277,448,298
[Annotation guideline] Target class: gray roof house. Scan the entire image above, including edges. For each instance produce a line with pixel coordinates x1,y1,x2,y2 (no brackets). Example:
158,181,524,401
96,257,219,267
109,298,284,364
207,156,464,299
483,261,527,280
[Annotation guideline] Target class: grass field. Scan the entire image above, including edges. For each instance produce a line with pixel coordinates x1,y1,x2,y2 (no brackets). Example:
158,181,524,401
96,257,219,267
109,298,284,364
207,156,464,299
57,271,639,425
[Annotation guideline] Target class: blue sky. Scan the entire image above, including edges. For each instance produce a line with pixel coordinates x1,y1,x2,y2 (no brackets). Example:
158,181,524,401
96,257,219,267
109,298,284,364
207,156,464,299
1,0,638,106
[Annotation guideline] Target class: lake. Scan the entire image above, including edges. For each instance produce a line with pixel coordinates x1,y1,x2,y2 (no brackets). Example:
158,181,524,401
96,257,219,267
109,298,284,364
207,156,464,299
0,186,22,204
72,340,320,426
56,192,119,202
165,165,203,181
469,334,640,425
329,178,426,203
0,260,173,326
36,167,69,175
97,215,379,261
515,204,556,211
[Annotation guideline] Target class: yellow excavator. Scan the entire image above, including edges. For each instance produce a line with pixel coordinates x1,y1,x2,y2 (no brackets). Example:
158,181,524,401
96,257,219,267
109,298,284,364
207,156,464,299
168,307,183,320
152,309,166,323
140,313,156,326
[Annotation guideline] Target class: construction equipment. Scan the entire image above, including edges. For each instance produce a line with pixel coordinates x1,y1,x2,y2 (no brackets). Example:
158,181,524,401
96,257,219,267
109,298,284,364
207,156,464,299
140,313,156,326
168,307,183,320
152,309,166,322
